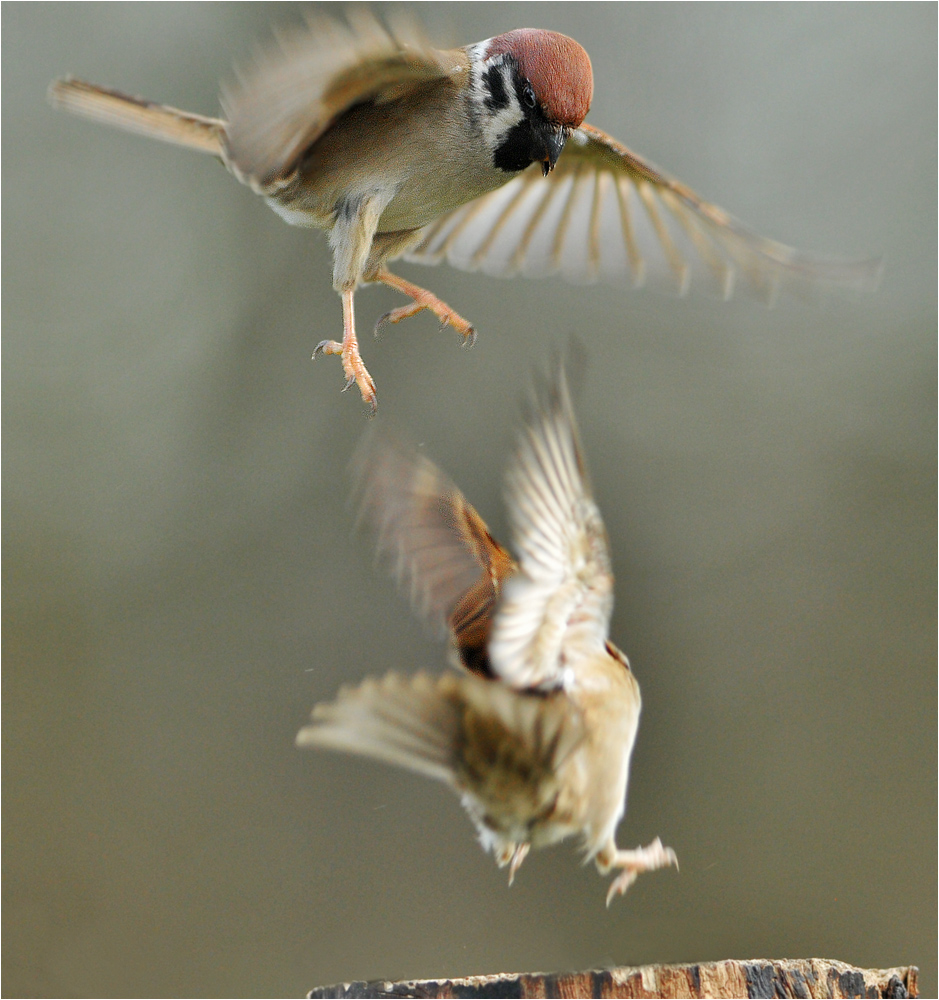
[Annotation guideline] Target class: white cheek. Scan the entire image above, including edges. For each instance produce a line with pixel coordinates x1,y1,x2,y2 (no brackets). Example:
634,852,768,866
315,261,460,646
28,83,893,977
485,104,524,147
468,39,493,62
473,59,525,150
481,75,523,143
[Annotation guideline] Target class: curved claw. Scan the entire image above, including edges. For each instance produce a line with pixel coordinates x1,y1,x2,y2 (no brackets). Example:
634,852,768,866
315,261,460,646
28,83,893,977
606,871,639,907
312,337,376,415
371,270,476,346
507,843,530,886
312,339,339,360
437,318,478,349
345,378,377,417
374,313,392,339
344,375,377,417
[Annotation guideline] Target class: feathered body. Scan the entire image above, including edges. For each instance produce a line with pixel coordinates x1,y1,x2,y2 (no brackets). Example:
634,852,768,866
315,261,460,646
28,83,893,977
297,370,677,902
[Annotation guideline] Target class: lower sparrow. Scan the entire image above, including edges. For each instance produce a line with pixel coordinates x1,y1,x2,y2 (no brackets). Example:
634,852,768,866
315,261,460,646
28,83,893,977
297,367,677,903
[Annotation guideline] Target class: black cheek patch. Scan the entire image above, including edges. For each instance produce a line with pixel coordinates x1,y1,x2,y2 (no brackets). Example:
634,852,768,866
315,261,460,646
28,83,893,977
493,120,538,173
483,65,509,112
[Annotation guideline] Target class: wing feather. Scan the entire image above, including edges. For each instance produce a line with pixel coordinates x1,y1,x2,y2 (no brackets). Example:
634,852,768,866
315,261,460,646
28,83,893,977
353,432,515,676
296,672,462,783
222,9,456,191
296,672,584,808
488,370,614,691
405,122,880,302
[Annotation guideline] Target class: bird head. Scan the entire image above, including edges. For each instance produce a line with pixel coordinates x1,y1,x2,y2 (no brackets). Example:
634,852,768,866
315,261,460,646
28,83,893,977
470,28,593,176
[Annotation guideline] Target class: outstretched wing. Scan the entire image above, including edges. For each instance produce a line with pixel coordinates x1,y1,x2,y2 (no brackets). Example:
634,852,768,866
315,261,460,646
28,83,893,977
488,369,614,691
405,122,881,304
353,432,516,677
222,9,459,191
297,672,464,784
296,671,583,819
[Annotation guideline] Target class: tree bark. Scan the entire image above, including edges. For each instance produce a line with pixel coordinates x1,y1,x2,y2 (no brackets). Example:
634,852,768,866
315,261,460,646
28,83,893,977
308,958,918,999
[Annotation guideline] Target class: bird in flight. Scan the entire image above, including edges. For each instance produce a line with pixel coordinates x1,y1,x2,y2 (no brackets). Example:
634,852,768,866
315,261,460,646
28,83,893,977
50,11,879,413
297,367,677,903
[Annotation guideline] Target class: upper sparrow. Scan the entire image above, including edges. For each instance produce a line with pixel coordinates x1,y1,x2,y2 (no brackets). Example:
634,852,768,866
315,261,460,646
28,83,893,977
50,10,878,413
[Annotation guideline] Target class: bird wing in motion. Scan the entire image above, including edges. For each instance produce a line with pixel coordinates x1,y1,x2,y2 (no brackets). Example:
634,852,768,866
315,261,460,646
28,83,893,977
222,9,458,191
487,369,614,691
353,433,516,678
356,369,613,693
405,122,881,304
296,670,582,805
50,12,459,192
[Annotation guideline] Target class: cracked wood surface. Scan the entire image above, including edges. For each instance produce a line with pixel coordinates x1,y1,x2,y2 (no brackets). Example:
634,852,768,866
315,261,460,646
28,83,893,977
308,958,918,999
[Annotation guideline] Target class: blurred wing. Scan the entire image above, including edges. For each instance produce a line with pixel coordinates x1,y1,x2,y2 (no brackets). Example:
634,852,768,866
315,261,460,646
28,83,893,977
405,122,881,304
354,432,516,676
222,9,458,190
296,672,463,784
488,370,614,691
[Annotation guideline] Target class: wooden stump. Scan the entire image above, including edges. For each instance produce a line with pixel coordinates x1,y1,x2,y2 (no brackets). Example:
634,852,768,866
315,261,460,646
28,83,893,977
308,958,918,999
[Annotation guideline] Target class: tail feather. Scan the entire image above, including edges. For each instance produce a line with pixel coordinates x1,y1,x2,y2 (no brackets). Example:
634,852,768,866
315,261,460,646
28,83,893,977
48,77,226,157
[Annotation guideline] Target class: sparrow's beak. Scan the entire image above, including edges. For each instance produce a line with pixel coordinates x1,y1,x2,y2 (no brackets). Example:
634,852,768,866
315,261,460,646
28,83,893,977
541,127,568,176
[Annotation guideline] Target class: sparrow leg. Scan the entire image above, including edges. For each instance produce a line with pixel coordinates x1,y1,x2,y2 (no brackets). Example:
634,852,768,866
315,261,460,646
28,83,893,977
373,268,477,346
313,289,377,415
597,837,678,906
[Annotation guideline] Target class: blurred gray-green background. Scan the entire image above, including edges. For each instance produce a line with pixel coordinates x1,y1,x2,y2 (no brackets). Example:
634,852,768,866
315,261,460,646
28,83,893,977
4,4,935,997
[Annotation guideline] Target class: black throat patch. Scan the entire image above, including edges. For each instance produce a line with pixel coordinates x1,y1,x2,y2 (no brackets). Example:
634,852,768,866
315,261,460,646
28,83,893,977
487,58,555,174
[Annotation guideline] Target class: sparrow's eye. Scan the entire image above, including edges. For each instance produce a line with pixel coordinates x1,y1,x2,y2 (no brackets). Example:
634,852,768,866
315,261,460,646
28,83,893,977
522,82,537,109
